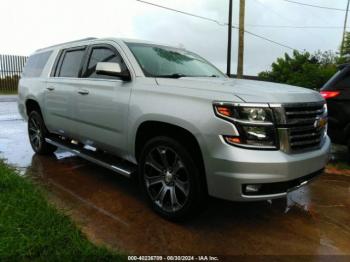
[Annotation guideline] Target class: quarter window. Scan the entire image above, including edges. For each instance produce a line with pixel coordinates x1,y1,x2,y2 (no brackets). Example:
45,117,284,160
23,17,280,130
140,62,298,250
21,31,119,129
58,48,85,78
334,72,350,89
84,47,127,79
22,51,53,78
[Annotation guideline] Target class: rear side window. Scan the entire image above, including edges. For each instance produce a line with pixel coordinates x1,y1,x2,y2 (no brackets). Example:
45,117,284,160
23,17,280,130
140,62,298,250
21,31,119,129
22,51,52,78
84,46,127,79
58,48,85,77
323,67,350,90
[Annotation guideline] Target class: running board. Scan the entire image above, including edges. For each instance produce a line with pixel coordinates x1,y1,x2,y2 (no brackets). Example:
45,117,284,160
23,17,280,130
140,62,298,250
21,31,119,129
45,137,136,178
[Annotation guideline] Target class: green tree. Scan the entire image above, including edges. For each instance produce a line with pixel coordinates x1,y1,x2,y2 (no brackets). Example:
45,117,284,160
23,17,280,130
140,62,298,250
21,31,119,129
258,50,338,90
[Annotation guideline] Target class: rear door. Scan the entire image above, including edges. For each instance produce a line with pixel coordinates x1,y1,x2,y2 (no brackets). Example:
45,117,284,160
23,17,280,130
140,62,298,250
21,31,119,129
44,46,86,138
72,43,132,156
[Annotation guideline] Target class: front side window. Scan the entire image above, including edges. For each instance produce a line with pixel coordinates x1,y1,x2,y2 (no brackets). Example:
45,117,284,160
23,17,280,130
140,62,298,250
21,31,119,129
58,48,85,78
22,51,53,78
126,42,226,78
84,46,127,79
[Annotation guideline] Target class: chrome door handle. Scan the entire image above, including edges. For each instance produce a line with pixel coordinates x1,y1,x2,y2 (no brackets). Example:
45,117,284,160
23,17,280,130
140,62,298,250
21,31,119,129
46,86,55,91
78,89,89,95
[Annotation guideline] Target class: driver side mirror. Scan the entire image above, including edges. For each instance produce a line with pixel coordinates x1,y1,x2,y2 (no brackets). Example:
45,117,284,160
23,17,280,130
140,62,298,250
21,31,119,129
96,62,131,81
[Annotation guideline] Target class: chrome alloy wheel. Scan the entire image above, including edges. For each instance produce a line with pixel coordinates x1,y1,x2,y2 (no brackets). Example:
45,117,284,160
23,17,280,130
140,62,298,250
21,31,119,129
143,146,190,212
28,116,42,151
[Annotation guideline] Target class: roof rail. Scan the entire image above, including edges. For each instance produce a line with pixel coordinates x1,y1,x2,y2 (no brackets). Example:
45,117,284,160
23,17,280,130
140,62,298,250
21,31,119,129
36,37,97,51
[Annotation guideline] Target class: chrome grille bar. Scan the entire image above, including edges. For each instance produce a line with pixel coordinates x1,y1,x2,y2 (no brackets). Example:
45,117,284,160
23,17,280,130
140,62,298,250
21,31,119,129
290,132,321,140
272,101,327,153
285,109,324,116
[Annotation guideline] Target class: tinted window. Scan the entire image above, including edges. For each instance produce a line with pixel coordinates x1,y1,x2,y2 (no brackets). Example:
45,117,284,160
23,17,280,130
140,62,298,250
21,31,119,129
58,49,85,77
323,67,350,90
85,47,127,79
336,75,350,89
22,51,52,78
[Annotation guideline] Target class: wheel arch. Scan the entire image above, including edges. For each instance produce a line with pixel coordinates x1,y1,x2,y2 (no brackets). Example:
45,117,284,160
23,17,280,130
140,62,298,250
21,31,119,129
134,120,208,191
25,99,42,116
134,121,202,159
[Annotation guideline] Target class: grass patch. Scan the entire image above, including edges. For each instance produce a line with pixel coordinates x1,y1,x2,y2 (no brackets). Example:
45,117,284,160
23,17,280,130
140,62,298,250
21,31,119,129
0,161,125,261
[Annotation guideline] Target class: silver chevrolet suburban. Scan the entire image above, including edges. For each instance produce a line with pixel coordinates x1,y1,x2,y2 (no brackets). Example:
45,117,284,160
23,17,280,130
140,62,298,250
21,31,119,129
18,37,330,220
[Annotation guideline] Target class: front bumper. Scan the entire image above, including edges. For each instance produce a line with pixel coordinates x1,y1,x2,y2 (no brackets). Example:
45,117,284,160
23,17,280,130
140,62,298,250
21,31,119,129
204,135,331,201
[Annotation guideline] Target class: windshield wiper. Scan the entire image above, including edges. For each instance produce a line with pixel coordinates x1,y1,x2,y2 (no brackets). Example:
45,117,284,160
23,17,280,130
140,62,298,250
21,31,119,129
155,74,222,79
156,73,188,79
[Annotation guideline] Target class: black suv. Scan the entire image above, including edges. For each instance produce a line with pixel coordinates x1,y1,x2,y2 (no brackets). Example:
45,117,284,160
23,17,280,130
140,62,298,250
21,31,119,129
321,64,350,149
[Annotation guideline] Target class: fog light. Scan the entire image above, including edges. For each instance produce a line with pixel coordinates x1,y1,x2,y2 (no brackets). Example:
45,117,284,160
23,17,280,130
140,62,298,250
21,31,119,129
245,184,261,193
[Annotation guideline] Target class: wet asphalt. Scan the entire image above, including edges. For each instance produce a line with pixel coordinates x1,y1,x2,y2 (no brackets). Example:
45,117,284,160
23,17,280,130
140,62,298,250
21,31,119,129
0,98,350,256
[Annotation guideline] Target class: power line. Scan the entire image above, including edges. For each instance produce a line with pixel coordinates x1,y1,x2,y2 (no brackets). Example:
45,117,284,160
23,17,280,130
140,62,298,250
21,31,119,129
242,28,296,50
136,0,226,25
281,0,347,12
245,24,350,29
253,0,297,25
136,0,299,50
253,0,337,47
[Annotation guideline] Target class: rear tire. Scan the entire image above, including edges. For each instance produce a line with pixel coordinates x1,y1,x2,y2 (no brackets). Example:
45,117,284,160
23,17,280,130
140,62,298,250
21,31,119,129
138,136,206,221
28,111,57,155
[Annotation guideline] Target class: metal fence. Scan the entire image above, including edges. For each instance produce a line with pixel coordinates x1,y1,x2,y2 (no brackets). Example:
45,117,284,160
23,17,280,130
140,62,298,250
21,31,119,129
0,54,27,94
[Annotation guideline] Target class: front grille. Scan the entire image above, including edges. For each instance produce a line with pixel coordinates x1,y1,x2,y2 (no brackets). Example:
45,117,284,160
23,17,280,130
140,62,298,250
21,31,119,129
273,102,327,153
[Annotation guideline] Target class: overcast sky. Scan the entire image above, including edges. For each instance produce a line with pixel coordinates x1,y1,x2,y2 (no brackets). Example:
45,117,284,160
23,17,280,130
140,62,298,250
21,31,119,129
0,0,349,75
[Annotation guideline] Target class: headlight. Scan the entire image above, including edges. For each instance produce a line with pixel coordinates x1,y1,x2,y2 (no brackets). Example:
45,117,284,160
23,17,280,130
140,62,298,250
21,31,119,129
241,108,267,122
214,102,278,149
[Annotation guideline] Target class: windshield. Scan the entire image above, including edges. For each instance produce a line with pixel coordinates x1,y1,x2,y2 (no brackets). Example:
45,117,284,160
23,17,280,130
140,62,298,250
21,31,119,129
126,42,226,78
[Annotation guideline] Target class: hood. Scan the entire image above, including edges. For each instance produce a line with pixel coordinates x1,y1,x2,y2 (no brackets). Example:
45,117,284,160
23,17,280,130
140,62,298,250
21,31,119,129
156,77,324,104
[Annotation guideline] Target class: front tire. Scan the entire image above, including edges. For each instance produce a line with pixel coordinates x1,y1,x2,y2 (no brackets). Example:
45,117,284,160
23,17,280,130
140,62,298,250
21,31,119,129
28,111,57,155
139,136,206,221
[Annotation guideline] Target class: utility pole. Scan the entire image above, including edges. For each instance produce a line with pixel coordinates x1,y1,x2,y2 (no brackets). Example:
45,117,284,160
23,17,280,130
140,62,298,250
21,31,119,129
237,0,245,79
341,0,350,55
227,0,233,76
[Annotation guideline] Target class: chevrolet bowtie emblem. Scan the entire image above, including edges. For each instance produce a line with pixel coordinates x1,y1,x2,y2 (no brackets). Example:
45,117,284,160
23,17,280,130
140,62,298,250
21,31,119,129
314,117,327,129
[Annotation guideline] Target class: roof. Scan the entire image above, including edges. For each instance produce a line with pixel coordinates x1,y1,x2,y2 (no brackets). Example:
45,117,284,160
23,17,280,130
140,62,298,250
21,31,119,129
36,37,97,51
36,37,183,53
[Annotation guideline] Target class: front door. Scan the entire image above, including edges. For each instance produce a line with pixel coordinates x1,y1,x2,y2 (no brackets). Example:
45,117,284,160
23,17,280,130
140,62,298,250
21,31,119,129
73,44,132,157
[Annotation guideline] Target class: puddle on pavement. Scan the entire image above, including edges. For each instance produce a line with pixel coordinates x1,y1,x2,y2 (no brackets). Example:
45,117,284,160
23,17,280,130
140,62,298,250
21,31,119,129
21,153,350,255
0,120,34,169
0,114,350,255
